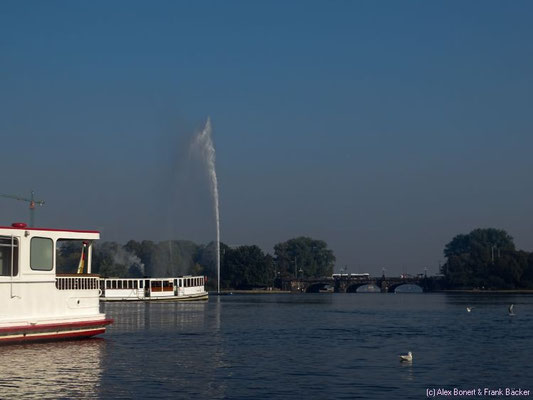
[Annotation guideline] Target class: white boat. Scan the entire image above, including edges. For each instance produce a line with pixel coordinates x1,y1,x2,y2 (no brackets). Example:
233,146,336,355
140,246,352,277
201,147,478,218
0,222,113,344
99,276,209,301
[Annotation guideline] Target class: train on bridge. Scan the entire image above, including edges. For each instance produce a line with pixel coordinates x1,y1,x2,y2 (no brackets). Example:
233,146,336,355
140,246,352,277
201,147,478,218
332,273,370,279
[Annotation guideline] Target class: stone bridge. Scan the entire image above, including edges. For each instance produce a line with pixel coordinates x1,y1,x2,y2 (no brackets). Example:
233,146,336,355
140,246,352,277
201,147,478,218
282,275,440,293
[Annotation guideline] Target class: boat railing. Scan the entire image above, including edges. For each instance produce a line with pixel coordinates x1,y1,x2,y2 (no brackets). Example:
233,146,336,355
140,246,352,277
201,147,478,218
56,274,100,291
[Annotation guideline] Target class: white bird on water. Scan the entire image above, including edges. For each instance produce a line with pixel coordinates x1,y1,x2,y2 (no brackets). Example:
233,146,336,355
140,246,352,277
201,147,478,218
399,351,413,362
466,307,474,312
508,304,515,316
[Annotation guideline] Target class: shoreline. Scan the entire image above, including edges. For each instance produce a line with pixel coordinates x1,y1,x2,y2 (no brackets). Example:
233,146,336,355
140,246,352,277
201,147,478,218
210,290,290,295
437,289,533,294
210,289,533,295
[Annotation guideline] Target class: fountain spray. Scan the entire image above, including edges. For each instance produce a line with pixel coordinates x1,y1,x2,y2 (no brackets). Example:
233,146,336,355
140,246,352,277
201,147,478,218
192,118,220,293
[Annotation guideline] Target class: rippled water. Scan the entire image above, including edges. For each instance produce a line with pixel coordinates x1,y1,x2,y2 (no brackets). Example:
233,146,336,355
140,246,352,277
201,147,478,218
0,293,531,399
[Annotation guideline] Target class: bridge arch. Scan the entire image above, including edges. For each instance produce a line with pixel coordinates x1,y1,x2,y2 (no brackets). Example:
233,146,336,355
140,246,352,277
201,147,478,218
356,284,381,293
305,282,331,293
391,283,423,293
345,283,380,293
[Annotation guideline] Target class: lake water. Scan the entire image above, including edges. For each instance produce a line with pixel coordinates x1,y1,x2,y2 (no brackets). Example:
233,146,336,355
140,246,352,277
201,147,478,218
0,293,532,399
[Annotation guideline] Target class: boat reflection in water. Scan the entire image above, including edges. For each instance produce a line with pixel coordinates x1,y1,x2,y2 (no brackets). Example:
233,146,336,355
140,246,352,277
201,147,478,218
0,339,104,399
102,300,211,333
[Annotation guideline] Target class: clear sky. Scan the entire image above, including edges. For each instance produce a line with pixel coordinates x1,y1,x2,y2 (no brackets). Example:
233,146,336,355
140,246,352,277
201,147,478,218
1,1,532,276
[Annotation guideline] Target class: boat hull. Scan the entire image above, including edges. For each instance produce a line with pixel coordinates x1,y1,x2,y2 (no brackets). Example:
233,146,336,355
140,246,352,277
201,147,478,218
101,292,209,302
0,318,114,345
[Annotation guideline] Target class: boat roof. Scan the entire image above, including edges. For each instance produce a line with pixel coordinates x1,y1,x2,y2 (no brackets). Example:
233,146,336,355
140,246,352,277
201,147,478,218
0,223,100,240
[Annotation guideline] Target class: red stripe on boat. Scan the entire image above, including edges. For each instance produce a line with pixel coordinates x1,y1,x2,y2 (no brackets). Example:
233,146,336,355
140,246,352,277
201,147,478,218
0,319,113,335
0,226,100,234
0,328,107,343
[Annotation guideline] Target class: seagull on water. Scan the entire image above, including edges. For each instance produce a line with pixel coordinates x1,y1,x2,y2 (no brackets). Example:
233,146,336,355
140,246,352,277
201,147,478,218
508,304,515,316
466,307,474,312
399,351,413,362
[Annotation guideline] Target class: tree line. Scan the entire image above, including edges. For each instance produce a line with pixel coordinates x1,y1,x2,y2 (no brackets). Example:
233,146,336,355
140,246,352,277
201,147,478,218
82,236,336,290
441,228,533,289
57,227,533,290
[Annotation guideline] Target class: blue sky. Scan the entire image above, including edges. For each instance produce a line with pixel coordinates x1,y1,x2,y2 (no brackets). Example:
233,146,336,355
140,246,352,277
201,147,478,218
1,1,532,275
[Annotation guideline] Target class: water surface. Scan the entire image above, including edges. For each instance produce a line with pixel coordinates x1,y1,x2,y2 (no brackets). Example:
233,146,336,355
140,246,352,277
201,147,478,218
0,293,531,399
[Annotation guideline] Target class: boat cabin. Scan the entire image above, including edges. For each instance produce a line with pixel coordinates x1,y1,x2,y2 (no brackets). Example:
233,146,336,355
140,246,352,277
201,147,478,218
0,223,112,343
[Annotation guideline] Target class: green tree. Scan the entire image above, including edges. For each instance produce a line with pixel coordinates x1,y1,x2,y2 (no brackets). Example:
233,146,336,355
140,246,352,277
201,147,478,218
195,241,225,290
521,253,533,288
92,242,129,277
221,245,273,289
274,237,335,278
127,240,156,276
56,240,85,274
441,228,526,289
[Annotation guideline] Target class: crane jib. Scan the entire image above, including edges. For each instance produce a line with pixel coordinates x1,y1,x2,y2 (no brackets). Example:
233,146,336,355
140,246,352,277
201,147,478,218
0,191,45,227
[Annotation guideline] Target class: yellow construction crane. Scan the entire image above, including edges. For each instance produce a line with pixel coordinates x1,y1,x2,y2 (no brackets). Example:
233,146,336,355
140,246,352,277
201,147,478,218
0,190,45,227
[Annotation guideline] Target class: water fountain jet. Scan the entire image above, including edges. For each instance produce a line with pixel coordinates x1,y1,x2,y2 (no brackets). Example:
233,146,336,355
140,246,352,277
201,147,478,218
191,118,220,293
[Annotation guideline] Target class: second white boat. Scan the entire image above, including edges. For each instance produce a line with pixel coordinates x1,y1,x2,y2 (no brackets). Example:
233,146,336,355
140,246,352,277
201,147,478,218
99,276,208,301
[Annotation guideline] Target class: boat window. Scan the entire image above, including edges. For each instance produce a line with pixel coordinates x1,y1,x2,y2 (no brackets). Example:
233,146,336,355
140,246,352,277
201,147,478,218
140,281,144,289
0,236,19,277
56,239,88,274
106,280,111,289
133,280,138,289
31,237,54,271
